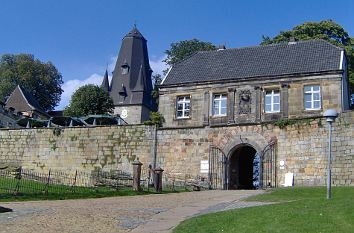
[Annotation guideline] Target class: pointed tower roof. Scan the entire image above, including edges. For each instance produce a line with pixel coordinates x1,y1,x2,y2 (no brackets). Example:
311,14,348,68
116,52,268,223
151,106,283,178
124,25,145,40
135,65,145,92
101,70,110,91
109,26,154,109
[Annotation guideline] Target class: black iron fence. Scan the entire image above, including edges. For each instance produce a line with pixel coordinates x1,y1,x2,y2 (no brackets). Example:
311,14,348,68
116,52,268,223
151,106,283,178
0,168,134,196
0,167,194,197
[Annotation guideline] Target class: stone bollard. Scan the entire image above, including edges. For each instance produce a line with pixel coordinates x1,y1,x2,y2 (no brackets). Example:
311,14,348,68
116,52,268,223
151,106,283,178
154,167,164,193
132,158,143,191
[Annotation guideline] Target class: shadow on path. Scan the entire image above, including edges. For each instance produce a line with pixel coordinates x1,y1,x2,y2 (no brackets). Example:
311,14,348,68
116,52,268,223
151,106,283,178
0,206,12,213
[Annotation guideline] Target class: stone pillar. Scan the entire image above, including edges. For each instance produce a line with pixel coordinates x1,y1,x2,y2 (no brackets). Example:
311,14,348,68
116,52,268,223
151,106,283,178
132,158,143,191
281,83,289,118
254,86,262,122
228,88,236,124
154,167,164,193
203,91,210,126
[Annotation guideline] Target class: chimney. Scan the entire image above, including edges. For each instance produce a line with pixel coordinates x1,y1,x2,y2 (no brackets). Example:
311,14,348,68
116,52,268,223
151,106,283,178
218,44,226,51
288,37,297,45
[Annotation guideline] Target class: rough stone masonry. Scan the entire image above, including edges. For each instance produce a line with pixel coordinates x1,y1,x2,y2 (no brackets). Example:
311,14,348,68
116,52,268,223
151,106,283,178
0,111,353,187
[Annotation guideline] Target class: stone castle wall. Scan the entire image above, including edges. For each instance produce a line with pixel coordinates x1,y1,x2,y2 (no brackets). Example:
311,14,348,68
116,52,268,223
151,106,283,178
157,111,354,186
0,125,155,175
0,112,353,186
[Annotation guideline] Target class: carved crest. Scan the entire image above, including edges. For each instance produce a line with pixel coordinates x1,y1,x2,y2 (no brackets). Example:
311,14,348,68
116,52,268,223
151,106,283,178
239,90,251,114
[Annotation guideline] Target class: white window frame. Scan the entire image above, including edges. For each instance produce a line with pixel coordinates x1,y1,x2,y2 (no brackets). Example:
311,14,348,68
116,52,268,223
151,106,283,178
212,93,227,116
265,90,280,113
304,85,321,110
176,95,190,119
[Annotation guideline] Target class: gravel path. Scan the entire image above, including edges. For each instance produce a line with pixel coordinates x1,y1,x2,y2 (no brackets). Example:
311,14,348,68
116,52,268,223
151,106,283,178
0,190,269,233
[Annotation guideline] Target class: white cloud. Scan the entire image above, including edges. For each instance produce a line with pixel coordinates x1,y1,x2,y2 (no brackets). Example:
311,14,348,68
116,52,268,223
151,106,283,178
150,55,168,76
57,56,117,110
56,55,167,110
108,56,117,72
57,73,105,110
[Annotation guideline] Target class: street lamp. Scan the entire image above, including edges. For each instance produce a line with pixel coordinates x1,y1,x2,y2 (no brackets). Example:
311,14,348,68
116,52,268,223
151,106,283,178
323,109,338,199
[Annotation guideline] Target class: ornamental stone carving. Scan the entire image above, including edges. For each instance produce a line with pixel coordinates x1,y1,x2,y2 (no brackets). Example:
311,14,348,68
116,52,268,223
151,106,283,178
239,90,252,114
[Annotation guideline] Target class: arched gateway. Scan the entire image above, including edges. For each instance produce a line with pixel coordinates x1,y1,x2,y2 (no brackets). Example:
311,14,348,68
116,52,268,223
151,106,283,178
228,144,258,189
208,133,277,190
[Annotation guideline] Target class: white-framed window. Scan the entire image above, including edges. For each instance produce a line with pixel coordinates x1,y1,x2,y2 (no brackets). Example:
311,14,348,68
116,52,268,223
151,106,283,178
176,96,190,118
304,85,321,110
265,90,280,113
212,93,227,116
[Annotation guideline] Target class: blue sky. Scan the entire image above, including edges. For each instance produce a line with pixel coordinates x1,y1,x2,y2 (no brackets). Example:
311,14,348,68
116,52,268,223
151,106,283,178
0,0,353,109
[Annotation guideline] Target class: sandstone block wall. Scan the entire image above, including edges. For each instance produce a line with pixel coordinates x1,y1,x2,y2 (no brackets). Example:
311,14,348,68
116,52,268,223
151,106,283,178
0,113,353,187
156,111,354,186
0,125,155,175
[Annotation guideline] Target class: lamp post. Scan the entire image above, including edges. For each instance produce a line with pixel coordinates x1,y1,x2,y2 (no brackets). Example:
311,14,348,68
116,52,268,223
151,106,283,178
323,109,338,199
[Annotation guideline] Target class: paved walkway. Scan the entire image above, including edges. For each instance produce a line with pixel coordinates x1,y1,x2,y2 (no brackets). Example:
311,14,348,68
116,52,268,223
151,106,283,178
0,190,269,233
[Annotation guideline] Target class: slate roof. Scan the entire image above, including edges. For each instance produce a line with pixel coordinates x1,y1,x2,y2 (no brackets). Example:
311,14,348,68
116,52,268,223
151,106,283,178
5,85,48,116
108,27,155,110
101,70,109,92
124,27,146,40
161,40,344,86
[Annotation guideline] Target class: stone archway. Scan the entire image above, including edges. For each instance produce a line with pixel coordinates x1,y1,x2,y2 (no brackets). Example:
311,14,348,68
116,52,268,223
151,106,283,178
228,144,257,190
221,132,268,190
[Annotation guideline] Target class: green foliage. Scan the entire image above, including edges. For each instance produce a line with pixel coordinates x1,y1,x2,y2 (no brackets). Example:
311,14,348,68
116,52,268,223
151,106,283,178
52,127,62,136
0,54,63,111
317,118,323,127
273,119,296,129
163,39,216,74
261,20,354,91
174,187,354,233
144,111,164,127
272,118,320,129
151,74,162,108
64,84,114,117
151,74,162,100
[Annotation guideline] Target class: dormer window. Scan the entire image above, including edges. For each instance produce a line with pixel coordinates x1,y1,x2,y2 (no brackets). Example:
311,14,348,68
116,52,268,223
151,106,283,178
121,63,129,75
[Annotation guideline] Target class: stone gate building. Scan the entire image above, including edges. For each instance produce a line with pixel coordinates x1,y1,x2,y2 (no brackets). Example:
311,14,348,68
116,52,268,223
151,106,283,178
157,39,352,188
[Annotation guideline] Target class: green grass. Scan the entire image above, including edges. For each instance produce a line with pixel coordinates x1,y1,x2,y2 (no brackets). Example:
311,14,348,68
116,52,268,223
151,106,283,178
0,176,186,202
173,187,354,233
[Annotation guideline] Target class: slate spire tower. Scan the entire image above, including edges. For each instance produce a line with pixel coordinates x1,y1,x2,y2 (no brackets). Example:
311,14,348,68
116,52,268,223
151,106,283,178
105,26,155,124
100,69,109,92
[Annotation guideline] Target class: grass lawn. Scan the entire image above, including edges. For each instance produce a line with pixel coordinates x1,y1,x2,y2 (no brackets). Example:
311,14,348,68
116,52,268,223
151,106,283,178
0,176,186,202
173,187,354,233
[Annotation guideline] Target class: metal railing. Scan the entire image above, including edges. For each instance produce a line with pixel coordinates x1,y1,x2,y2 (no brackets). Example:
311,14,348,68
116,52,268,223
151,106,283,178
0,166,194,197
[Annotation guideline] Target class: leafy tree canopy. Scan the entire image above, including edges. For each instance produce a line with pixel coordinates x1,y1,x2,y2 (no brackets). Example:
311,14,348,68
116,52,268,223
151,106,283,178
64,84,114,117
0,54,63,111
163,39,216,72
144,111,164,127
261,20,354,91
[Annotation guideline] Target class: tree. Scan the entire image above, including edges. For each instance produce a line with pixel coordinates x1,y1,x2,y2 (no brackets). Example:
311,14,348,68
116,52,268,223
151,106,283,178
144,111,164,127
163,39,216,73
0,54,63,111
151,74,162,100
261,20,354,91
64,84,114,117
